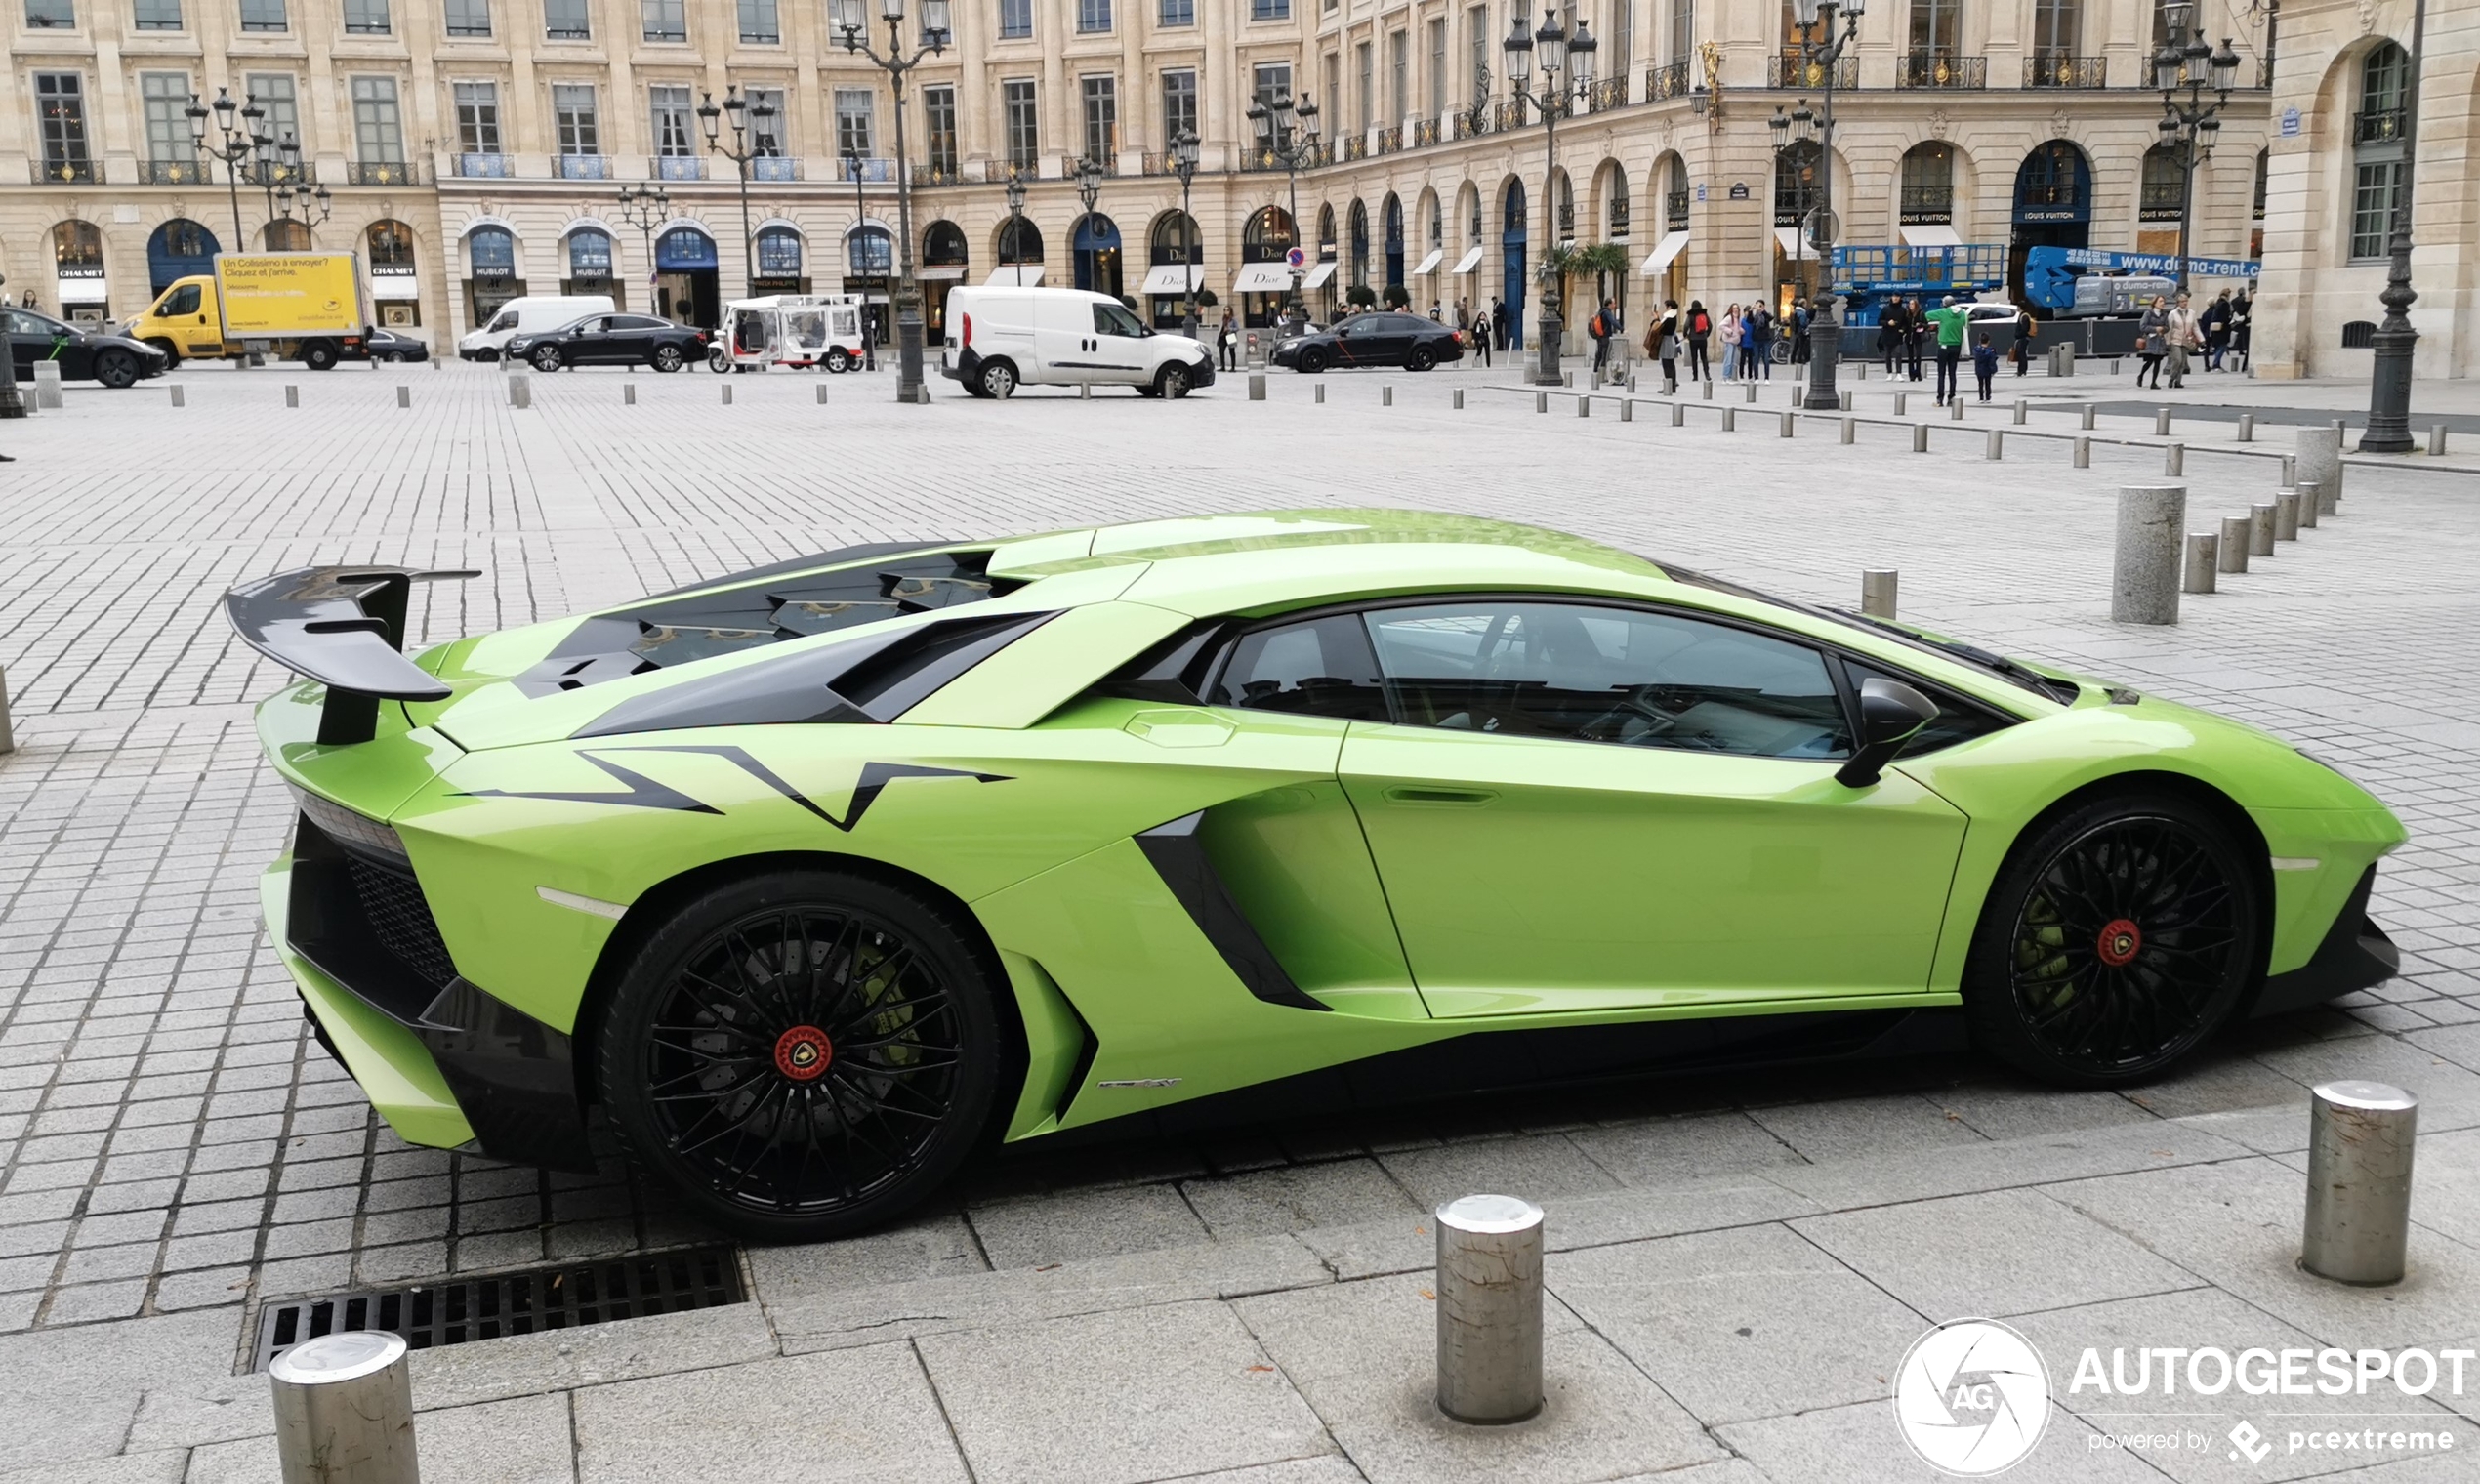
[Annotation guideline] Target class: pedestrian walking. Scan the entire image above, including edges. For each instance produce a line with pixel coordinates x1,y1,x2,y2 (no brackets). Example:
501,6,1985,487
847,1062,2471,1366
1684,300,1712,384
1904,297,1927,381
1471,309,1493,367
1928,295,1967,406
1973,332,2000,402
1788,299,1810,367
2011,305,2036,376
2202,289,2232,371
2135,296,2168,389
1718,304,1741,380
1217,310,1238,372
1878,299,1907,375
2165,292,2199,389
1589,297,1619,381
2229,289,2252,373
1455,297,1470,330
1492,297,1509,352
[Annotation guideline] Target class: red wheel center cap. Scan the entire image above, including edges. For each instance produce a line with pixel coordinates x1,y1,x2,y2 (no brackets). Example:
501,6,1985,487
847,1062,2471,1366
2096,919,2143,968
773,1026,833,1082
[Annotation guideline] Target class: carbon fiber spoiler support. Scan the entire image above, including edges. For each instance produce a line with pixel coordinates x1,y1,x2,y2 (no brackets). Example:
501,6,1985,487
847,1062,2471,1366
224,565,481,744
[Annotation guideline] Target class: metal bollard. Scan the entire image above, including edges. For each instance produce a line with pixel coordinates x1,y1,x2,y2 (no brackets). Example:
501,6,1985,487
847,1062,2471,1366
2165,443,2184,476
31,361,63,409
1563,371,1574,388
815,383,829,404
1627,373,1637,393
1250,373,1266,401
2430,424,2448,456
2296,426,2343,509
1894,392,1908,416
2250,503,2277,556
1721,407,1736,432
2301,1082,2417,1287
2081,404,2097,432
2111,358,2122,374
1577,396,1589,418
2295,481,2320,529
396,385,410,409
1839,417,1855,445
1384,386,1394,407
1839,390,1852,412
2237,412,2254,442
2012,399,2027,426
1534,392,1547,413
270,1331,420,1484
721,383,733,405
1860,570,1898,619
285,384,300,408
1788,383,1802,408
170,384,186,407
1435,1195,1545,1424
1986,430,2004,460
2112,483,2186,625
2183,532,2217,595
1780,411,1795,437
2281,453,2296,486
2074,436,2090,469
624,383,637,405
1701,378,1714,399
1743,382,1757,404
1949,398,1963,422
1855,362,1867,380
1912,423,1929,453
2218,515,2252,573
1670,401,1684,427
1314,384,1324,405
509,378,530,409
2299,477,2332,520
2155,407,2171,436
1619,399,1632,423
2275,490,2300,541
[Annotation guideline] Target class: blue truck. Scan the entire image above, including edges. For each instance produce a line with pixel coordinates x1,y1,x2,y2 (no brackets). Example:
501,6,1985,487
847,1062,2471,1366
1827,244,2008,325
2020,246,2258,316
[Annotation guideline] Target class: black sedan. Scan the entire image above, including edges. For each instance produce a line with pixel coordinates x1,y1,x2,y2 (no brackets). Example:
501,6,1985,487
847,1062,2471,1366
1270,312,1467,373
508,313,710,373
8,308,167,389
367,327,430,363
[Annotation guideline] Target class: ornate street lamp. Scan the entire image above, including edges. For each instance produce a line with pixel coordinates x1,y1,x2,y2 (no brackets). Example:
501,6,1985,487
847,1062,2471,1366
187,86,270,246
845,146,879,371
2359,0,2427,454
616,182,675,314
1003,171,1029,287
2152,0,2241,301
698,85,777,302
1785,0,1864,411
1243,91,1319,323
832,0,953,405
1172,129,1201,340
1503,4,1596,387
1073,155,1104,295
0,270,21,425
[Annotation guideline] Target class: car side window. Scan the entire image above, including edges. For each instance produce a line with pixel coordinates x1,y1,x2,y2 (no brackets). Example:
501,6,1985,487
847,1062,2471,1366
163,284,202,316
1093,303,1147,339
1363,601,1853,760
1338,318,1374,338
1207,615,1389,722
487,311,517,333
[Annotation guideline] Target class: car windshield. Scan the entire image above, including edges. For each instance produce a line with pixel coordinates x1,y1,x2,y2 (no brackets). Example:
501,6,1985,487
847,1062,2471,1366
1659,563,2082,705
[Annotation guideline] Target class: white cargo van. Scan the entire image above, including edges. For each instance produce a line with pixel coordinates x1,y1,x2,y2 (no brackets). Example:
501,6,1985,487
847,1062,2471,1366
941,287,1216,398
459,295,618,361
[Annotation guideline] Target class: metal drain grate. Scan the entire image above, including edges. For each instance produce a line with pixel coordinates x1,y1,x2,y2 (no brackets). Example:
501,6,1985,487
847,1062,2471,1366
251,1245,744,1372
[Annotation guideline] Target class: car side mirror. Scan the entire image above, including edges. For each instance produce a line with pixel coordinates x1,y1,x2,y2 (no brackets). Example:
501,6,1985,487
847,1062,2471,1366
1835,677,1939,789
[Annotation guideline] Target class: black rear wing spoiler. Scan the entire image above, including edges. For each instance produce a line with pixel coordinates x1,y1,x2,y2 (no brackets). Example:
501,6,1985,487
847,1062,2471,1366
224,566,480,744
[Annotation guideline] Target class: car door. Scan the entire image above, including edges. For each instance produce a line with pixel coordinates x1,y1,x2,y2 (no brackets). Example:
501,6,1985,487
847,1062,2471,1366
610,315,667,364
1333,316,1383,367
566,316,619,365
1089,301,1152,384
156,282,220,357
1337,598,1969,1017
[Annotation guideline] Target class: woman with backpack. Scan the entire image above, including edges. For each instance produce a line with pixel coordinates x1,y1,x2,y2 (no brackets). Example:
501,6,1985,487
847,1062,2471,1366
1644,300,1681,393
1684,300,1713,384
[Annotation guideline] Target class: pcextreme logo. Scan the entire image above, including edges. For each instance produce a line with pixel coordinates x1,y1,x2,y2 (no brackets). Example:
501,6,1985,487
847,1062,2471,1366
1891,1323,2472,1476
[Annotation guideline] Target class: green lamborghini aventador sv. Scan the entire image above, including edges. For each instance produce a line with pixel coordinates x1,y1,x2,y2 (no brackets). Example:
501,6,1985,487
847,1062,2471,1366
228,512,2406,1240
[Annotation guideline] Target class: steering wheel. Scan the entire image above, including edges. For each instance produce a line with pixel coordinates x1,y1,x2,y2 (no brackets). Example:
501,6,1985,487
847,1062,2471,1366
1584,688,1686,743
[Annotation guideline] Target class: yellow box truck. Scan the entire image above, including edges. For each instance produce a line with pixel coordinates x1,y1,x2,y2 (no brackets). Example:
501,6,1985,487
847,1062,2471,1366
128,253,373,370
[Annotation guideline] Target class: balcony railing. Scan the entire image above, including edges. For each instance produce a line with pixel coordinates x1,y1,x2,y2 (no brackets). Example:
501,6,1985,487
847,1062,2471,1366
1769,54,1856,89
1898,185,1953,220
1452,109,1490,140
654,154,705,181
1412,117,1441,147
2139,182,2187,218
137,158,214,185
748,155,798,181
555,153,609,180
2024,54,2106,88
348,159,424,186
912,162,962,185
1340,134,1368,161
246,160,316,186
1079,151,1120,176
1586,75,1628,113
2354,107,2408,144
33,157,99,184
1898,53,1985,89
1645,61,1689,101
1237,141,1329,172
1374,125,1401,154
1665,188,1688,228
1493,99,1527,131
837,155,897,182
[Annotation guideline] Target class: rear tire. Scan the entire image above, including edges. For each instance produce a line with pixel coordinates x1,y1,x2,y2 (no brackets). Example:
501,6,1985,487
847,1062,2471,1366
1964,793,2261,1089
599,870,1003,1243
1405,347,1435,372
652,344,686,373
301,342,338,371
531,345,564,373
976,359,1017,399
826,348,853,373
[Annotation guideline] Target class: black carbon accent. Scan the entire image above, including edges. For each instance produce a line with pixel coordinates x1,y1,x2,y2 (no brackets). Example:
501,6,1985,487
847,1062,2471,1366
416,978,597,1172
1134,811,1329,1012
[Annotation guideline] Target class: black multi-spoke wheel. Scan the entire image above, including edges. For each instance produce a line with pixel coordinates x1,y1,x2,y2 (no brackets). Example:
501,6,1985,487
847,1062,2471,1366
602,872,1001,1241
1966,795,2261,1087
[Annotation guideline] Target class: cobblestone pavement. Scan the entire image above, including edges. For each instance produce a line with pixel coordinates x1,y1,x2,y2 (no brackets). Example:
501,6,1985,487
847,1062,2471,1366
1,361,2476,1480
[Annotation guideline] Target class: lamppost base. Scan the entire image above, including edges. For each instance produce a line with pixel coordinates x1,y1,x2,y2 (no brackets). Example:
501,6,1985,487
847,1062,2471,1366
1531,312,1565,387
0,387,24,420
894,290,928,405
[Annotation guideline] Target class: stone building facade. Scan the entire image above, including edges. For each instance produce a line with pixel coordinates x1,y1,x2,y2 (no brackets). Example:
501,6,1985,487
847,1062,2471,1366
4,0,2275,351
2252,0,2475,382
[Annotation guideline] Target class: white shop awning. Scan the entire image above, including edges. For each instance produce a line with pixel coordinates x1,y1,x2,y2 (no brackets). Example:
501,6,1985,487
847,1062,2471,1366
1773,227,1813,259
372,274,422,301
1301,262,1338,289
1899,224,1963,247
1233,262,1296,294
55,277,109,305
981,266,1046,285
1451,246,1484,274
1412,248,1443,276
916,265,968,281
1139,264,1205,295
1639,230,1689,275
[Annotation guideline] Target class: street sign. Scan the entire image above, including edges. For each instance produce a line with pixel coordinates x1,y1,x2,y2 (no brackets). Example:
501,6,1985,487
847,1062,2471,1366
2281,106,2302,137
1287,246,1306,268
1727,183,1750,201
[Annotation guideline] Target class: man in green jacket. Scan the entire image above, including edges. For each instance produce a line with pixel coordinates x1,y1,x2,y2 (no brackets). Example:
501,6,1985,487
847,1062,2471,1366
1927,295,1969,407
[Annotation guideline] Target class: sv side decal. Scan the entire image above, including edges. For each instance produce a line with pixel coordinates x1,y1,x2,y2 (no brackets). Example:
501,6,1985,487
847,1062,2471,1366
461,746,1008,832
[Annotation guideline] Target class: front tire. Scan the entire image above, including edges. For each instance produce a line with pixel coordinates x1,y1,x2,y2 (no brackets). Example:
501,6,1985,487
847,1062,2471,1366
599,871,1003,1242
93,350,140,389
145,338,181,365
1964,793,2260,1088
1296,349,1330,374
1156,363,1194,399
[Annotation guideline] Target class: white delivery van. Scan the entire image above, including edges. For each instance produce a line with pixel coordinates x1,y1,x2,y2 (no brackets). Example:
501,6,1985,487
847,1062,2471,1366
941,287,1216,398
459,295,618,361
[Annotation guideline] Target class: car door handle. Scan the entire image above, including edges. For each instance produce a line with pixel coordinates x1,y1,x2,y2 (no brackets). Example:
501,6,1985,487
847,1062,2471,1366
1382,785,1497,805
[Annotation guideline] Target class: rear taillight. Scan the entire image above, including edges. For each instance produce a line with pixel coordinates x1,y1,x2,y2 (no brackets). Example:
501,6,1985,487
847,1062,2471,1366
960,311,972,349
